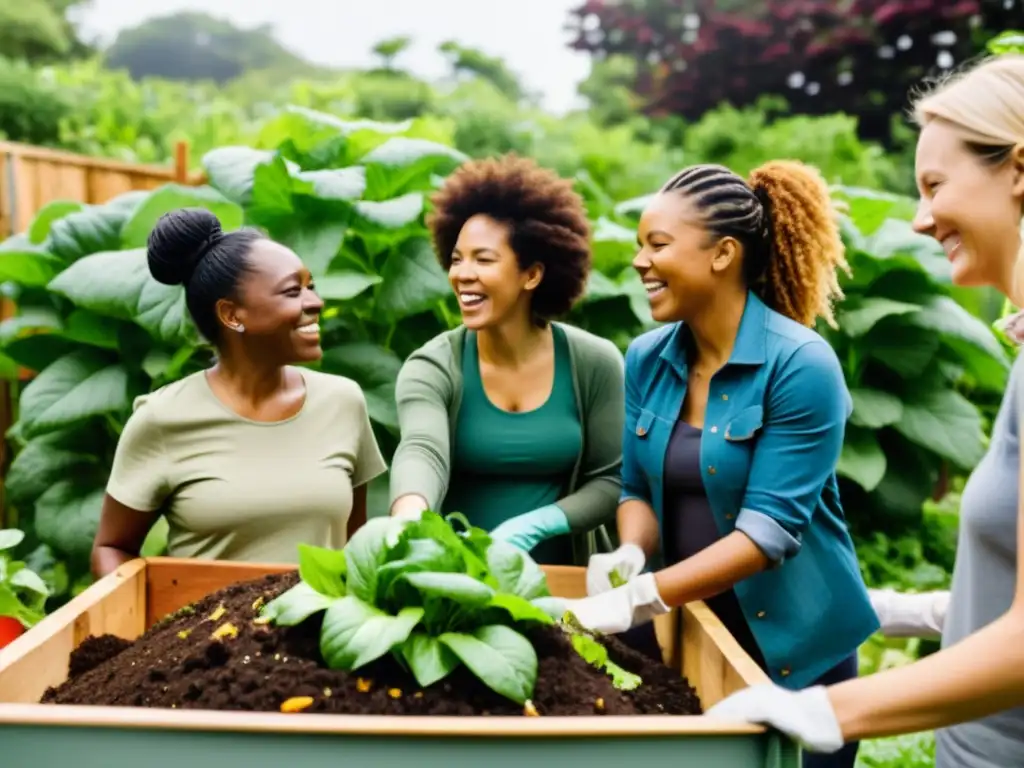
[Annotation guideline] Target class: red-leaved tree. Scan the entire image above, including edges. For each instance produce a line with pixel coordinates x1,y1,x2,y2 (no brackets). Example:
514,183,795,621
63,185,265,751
566,0,1017,142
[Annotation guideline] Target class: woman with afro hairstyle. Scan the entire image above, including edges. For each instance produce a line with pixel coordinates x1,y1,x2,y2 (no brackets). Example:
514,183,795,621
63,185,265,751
387,154,625,567
561,159,876,768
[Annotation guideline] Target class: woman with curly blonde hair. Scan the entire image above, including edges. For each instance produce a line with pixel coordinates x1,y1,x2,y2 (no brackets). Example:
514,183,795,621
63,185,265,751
707,54,1024,768
564,159,877,768
387,154,624,566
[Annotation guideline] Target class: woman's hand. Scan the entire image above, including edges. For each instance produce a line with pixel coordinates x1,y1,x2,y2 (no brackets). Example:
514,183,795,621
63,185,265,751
707,684,845,753
563,572,669,633
585,543,646,595
869,588,950,638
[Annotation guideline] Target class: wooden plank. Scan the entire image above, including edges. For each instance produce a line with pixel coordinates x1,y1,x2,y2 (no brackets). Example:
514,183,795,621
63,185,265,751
0,560,147,704
682,601,770,708
0,141,181,178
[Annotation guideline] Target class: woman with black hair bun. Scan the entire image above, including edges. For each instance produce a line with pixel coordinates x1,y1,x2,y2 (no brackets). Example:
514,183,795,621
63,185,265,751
90,208,386,576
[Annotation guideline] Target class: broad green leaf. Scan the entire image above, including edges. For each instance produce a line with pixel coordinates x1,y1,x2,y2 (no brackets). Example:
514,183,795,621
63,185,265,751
361,137,467,169
319,342,401,428
3,334,80,374
281,106,414,137
375,237,450,320
0,351,18,380
401,632,459,688
297,544,347,597
280,223,346,278
201,146,293,205
10,568,49,596
296,168,367,201
907,295,1008,363
262,581,336,626
376,538,462,602
344,516,404,603
18,350,129,437
62,310,121,350
28,201,86,244
838,297,921,338
486,541,550,600
315,272,382,301
5,428,98,506
0,236,63,287
0,529,25,551
46,202,131,264
895,388,986,470
354,193,424,230
614,193,655,216
865,324,940,377
48,248,193,345
121,184,244,249
439,625,537,704
488,593,556,625
849,388,903,429
320,597,424,669
832,186,917,235
401,571,495,606
34,481,104,565
988,30,1024,55
247,155,309,227
0,306,62,345
867,219,949,281
837,427,887,492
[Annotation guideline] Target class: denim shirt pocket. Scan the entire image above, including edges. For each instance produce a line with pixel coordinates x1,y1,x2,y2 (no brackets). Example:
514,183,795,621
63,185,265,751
724,404,764,442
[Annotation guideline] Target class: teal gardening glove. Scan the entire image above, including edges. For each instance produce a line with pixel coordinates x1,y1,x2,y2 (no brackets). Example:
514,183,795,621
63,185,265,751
489,504,570,553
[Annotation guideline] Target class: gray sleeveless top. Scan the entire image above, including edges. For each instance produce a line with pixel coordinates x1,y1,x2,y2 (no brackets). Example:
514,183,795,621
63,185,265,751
936,352,1024,767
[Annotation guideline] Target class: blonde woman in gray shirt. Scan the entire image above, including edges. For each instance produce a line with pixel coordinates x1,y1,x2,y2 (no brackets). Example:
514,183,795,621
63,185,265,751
708,54,1024,768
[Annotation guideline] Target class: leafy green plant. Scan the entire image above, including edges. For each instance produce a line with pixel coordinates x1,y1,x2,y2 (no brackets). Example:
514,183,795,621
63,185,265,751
261,512,627,704
0,528,50,628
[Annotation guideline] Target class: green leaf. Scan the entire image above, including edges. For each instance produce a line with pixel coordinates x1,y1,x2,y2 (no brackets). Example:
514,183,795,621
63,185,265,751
297,544,347,597
315,272,382,301
838,297,921,337
361,137,468,168
895,388,986,470
401,571,496,606
866,219,949,281
375,237,450,320
296,168,367,201
865,324,940,377
34,481,104,565
121,184,244,249
486,542,550,600
439,625,537,704
401,632,459,688
0,236,63,286
262,581,336,626
10,567,49,596
344,516,404,603
18,350,129,438
28,201,86,244
46,202,132,264
5,428,98,506
319,342,401,429
279,223,347,278
832,186,918,235
48,248,193,345
320,597,424,669
0,306,62,346
0,529,25,551
487,593,556,625
201,146,288,205
907,295,1008,362
62,310,121,350
849,388,904,429
837,427,887,492
247,155,310,227
354,192,424,230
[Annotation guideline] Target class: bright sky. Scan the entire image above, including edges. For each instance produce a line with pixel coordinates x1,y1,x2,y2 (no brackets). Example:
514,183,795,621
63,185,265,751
75,0,595,113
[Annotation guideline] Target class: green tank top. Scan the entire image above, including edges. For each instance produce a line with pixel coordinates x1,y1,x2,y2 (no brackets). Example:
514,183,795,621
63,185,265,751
442,325,582,564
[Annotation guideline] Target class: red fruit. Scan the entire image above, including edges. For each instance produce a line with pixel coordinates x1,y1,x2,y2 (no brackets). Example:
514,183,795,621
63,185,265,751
0,616,25,649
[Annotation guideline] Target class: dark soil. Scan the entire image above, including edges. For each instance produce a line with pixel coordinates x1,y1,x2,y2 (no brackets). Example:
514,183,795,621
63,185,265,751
41,571,702,716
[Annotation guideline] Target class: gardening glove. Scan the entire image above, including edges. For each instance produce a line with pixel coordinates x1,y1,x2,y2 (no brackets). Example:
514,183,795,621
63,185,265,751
563,572,669,634
489,505,570,553
707,684,845,754
585,543,646,595
868,588,950,638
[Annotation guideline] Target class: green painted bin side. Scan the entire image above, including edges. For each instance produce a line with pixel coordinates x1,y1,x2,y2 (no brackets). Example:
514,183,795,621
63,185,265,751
1,722,800,768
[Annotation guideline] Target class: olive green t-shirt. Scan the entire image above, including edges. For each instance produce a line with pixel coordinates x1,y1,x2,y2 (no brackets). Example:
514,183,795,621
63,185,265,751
105,367,387,564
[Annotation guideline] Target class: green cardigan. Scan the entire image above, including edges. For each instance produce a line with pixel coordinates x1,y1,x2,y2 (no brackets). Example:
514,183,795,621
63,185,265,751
388,322,624,565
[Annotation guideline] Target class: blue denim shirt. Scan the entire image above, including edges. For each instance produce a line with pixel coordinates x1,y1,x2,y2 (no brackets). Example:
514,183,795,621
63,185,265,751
622,292,878,690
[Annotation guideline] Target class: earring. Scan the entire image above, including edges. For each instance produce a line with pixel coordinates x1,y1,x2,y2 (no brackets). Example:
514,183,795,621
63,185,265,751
235,324,245,333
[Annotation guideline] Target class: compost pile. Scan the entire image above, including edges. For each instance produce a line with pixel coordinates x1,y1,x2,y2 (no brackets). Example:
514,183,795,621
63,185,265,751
41,515,703,717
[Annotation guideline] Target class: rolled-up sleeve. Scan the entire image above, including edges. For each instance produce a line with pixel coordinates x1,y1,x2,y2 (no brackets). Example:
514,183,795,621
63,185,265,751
619,341,651,505
736,339,851,564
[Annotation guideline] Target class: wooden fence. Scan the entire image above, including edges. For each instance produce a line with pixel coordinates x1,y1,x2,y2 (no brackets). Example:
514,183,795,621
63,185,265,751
0,141,203,526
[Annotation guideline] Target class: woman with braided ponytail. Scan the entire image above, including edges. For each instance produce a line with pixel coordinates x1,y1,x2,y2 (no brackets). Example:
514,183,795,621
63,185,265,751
564,160,876,768
388,154,624,566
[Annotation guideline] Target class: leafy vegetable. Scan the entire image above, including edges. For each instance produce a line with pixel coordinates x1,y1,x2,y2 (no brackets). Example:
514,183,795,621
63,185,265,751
0,528,50,628
561,610,642,691
262,512,567,704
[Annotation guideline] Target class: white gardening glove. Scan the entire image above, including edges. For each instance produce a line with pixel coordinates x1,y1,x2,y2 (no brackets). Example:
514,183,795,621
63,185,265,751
564,572,669,634
707,684,845,754
585,543,646,595
869,588,950,638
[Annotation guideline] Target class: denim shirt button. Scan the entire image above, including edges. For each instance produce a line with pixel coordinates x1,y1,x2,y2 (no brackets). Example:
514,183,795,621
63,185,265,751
780,667,791,677
756,610,766,619
710,425,718,433
708,466,716,475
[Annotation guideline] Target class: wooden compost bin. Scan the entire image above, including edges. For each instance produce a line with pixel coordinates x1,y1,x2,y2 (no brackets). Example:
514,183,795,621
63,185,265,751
0,557,799,768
